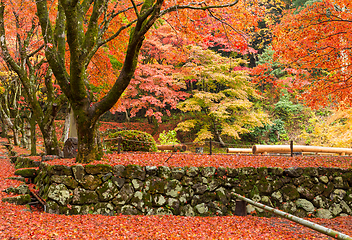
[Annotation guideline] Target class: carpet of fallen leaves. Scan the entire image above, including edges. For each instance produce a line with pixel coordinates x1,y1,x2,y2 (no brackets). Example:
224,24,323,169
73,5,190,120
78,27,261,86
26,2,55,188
1,140,352,239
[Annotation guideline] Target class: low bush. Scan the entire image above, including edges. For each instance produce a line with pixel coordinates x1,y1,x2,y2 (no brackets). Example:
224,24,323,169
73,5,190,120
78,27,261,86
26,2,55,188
106,130,157,152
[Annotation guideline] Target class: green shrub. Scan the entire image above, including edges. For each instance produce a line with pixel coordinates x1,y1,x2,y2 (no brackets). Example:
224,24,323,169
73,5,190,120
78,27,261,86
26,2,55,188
158,130,180,145
106,130,157,152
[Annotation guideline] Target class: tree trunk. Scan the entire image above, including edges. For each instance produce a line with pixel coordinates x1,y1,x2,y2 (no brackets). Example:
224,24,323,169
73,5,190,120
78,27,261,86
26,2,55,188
75,112,101,163
30,115,37,156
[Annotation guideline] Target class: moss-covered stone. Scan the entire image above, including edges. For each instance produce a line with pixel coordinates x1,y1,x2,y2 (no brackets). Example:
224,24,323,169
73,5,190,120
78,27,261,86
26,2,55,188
79,175,102,191
47,165,72,176
284,167,303,178
185,167,199,177
303,167,319,177
51,175,79,189
257,179,272,194
71,188,99,204
85,164,112,175
96,180,119,201
281,184,300,201
123,165,146,180
2,194,31,205
145,177,166,194
47,183,71,206
200,167,216,177
170,167,185,180
165,179,183,198
112,183,134,205
14,168,37,178
72,165,85,182
238,167,257,176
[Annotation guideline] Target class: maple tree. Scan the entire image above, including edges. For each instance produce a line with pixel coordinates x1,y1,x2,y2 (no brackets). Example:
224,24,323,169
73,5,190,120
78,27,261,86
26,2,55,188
0,0,261,163
0,0,66,155
175,46,269,146
272,0,352,107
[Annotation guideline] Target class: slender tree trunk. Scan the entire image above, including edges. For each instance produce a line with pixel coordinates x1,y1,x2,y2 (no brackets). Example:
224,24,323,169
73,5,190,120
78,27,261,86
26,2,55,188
60,106,71,142
30,114,37,156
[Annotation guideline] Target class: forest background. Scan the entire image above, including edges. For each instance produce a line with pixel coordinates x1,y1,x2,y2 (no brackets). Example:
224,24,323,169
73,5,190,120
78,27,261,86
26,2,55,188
0,0,352,157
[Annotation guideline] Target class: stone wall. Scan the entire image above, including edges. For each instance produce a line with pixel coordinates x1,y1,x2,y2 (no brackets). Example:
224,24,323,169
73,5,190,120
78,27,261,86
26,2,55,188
33,162,352,219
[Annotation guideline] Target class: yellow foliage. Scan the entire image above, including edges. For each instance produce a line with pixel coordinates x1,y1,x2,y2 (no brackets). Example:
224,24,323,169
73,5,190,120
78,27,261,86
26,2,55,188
299,108,352,147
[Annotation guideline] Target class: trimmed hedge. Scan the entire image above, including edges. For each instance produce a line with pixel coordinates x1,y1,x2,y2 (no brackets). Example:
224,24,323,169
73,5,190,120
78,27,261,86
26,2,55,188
106,130,157,152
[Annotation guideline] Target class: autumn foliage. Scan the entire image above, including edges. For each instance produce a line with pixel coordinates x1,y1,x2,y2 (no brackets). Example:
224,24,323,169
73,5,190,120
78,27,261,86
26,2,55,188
272,0,352,107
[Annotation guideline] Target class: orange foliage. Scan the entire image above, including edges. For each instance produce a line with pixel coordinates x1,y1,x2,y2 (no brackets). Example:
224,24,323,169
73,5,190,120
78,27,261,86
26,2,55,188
272,0,352,107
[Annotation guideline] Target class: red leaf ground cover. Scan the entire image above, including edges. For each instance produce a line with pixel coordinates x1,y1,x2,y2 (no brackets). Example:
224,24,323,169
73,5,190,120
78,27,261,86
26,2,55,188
1,140,352,239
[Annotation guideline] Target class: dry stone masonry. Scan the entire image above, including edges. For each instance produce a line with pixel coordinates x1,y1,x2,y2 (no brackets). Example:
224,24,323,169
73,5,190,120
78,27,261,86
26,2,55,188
28,161,352,219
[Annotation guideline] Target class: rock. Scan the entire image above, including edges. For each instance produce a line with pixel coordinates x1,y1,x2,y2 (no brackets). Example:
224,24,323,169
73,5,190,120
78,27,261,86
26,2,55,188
123,165,146,180
72,165,85,182
195,203,208,215
296,199,315,212
340,200,352,215
297,186,314,201
47,165,72,176
333,177,346,189
329,203,343,216
312,196,327,209
132,179,144,191
271,191,283,203
102,173,113,182
284,167,303,178
215,187,229,205
282,201,297,214
51,175,79,189
165,179,183,198
14,168,37,178
93,202,114,216
112,184,134,205
2,194,31,205
238,167,256,176
281,184,300,201
47,184,70,206
96,180,119,201
71,187,99,204
152,194,166,207
200,167,216,177
121,205,139,215
130,191,150,212
315,208,332,219
85,164,112,175
268,167,283,176
155,207,173,215
145,177,166,194
158,166,171,179
192,183,208,195
63,137,78,158
330,189,346,201
3,185,29,195
180,204,195,216
186,167,199,177
111,176,125,189
319,176,329,184
170,167,185,180
261,196,273,207
167,198,180,215
145,166,158,176
46,200,60,214
79,175,102,191
113,165,125,177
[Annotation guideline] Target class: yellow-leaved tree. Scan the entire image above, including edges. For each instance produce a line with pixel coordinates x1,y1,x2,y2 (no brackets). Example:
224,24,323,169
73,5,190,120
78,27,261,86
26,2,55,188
300,107,352,147
175,46,270,146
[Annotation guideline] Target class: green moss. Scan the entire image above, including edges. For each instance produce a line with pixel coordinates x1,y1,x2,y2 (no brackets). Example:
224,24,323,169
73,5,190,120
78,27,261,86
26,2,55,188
85,164,112,175
14,168,37,178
